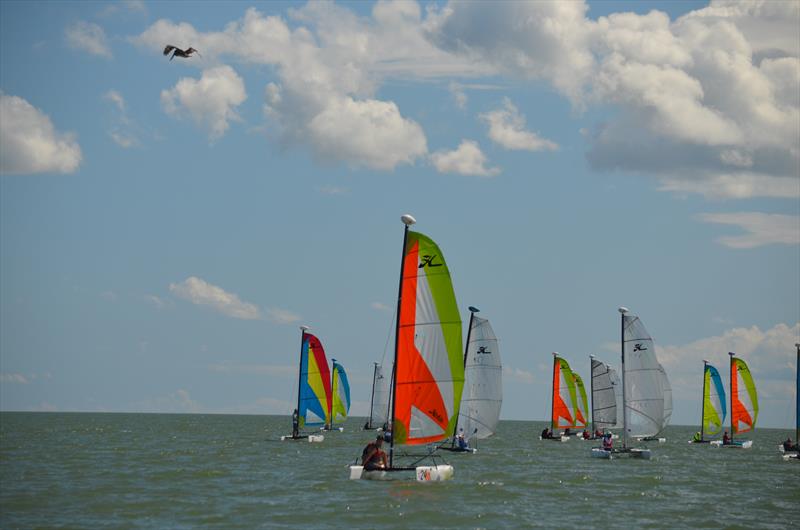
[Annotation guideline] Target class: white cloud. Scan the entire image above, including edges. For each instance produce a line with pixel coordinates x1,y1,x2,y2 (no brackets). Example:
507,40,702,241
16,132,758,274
371,302,391,311
480,98,558,151
104,90,126,113
144,294,167,309
431,140,500,177
0,373,30,384
449,82,467,109
306,96,427,170
169,276,260,320
265,307,301,325
503,365,535,384
161,65,247,140
104,90,139,148
697,212,800,248
65,21,112,58
0,93,82,175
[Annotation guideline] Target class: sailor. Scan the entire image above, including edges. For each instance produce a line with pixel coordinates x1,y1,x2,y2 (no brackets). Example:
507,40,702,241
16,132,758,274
456,428,468,449
361,435,388,471
594,428,603,438
783,437,796,451
602,432,613,450
692,431,702,443
582,429,591,440
541,427,551,439
722,430,731,445
291,409,299,438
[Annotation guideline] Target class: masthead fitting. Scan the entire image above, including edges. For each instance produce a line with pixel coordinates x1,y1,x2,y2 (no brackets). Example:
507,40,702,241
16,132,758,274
468,306,480,313
618,307,629,314
728,351,735,356
400,214,416,226
796,343,800,348
552,352,559,356
300,325,310,331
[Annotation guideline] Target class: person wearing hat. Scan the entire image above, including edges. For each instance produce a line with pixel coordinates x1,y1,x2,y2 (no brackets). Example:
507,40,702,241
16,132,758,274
361,435,389,471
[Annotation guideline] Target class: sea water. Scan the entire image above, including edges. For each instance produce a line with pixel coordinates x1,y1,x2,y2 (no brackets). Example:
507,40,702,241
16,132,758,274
1,412,797,528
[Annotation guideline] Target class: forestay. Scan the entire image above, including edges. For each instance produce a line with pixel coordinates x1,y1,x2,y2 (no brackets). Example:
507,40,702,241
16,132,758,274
393,231,464,445
457,316,502,439
622,313,671,438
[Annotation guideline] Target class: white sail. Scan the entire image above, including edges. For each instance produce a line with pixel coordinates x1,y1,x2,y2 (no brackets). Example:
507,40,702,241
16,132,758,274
591,358,621,429
370,363,391,429
623,313,670,438
457,316,502,439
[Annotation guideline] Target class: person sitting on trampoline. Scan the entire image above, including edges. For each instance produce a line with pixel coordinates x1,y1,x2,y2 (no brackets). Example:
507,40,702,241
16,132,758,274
361,435,388,471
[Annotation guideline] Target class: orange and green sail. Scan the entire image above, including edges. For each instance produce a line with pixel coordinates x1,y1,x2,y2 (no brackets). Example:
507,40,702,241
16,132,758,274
551,355,579,430
393,230,464,446
730,354,758,434
573,372,589,429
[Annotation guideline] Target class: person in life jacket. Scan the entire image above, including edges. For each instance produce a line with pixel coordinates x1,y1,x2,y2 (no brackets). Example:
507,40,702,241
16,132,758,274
456,428,468,449
361,435,388,471
722,430,731,445
692,431,702,442
602,432,613,450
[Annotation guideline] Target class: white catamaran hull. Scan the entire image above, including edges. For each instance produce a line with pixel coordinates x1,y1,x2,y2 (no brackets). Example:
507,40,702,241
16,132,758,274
592,448,652,459
539,435,569,442
280,434,324,442
348,465,455,482
710,440,753,449
591,448,612,459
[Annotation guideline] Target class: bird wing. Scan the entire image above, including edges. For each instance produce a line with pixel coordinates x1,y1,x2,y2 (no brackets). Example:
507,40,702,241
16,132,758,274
163,45,177,56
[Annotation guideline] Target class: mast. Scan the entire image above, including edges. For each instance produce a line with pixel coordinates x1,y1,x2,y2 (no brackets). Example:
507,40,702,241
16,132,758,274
389,214,415,468
700,360,709,441
796,343,799,445
296,325,309,427
329,358,337,429
368,362,378,429
729,351,735,443
550,352,558,432
589,354,595,435
619,307,628,450
452,306,479,440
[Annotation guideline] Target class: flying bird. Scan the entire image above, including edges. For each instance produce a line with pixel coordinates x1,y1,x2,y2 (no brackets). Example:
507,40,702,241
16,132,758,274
163,45,200,60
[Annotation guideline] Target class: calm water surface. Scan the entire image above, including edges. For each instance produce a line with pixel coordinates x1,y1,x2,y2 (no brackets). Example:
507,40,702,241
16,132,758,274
1,413,798,528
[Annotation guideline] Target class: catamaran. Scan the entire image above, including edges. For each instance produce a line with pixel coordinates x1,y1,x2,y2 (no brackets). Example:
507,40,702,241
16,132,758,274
591,308,670,459
364,362,390,430
688,361,726,444
442,306,502,453
780,343,799,460
589,355,622,439
541,353,584,442
282,326,330,442
326,359,350,432
711,352,758,449
349,214,464,481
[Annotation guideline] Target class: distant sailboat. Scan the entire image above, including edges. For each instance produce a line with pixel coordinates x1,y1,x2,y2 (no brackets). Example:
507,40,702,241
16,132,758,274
443,306,502,453
781,343,799,460
712,352,758,449
327,359,350,432
281,326,330,442
688,361,726,444
349,214,463,481
542,353,580,442
365,362,390,430
592,308,669,459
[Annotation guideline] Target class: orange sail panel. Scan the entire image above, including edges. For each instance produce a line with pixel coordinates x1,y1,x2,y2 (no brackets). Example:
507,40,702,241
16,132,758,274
552,357,577,430
730,356,758,434
393,232,463,445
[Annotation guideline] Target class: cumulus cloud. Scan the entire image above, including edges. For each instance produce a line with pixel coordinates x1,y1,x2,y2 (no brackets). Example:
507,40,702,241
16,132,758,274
104,90,139,148
697,212,800,248
503,364,536,384
481,98,558,151
265,307,301,325
161,65,247,140
431,140,500,177
0,93,82,175
65,21,112,58
169,276,260,320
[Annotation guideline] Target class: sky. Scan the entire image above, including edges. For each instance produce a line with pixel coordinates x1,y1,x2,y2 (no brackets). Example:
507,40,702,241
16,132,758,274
1,0,798,429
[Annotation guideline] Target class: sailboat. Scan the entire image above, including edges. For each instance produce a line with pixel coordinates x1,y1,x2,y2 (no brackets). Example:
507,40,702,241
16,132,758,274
349,214,464,481
591,308,669,459
589,355,622,439
327,359,350,432
281,326,330,442
364,362,390,430
688,361,726,444
442,306,503,453
711,352,758,449
780,343,799,460
542,353,582,442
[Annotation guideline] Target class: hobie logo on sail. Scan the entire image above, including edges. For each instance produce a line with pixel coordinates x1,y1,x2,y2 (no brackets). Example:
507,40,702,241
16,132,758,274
477,346,491,354
429,408,444,423
634,343,647,351
419,255,443,268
